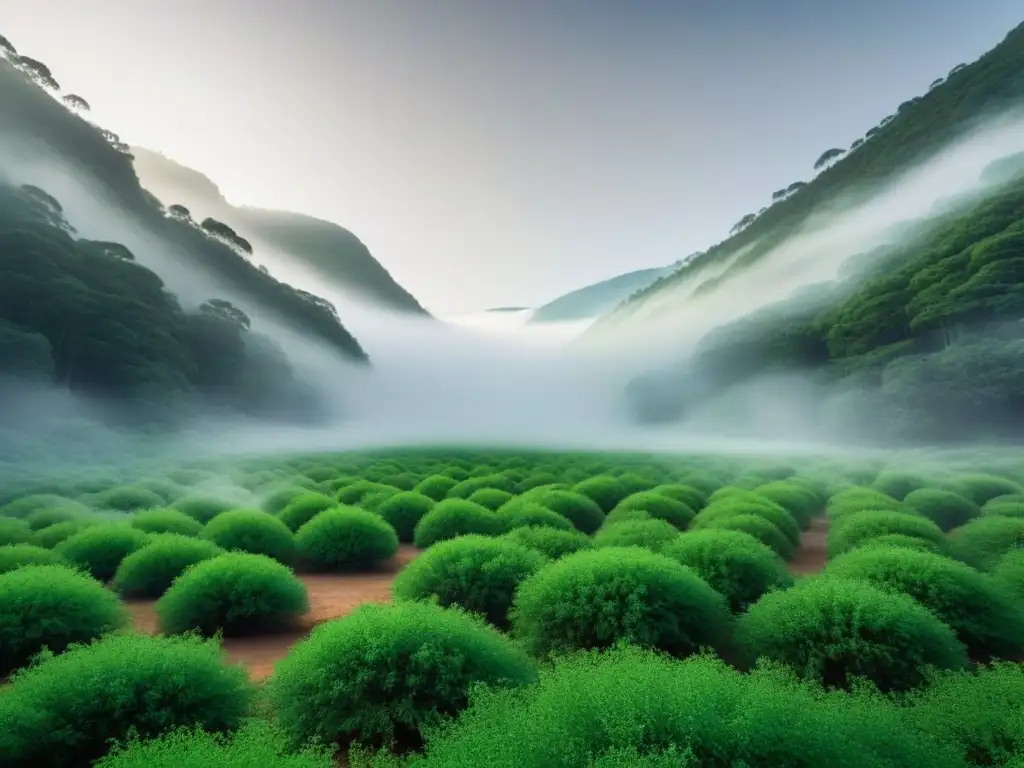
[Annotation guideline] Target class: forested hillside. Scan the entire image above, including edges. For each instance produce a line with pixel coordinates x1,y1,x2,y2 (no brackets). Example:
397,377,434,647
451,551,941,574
529,265,674,324
130,148,430,316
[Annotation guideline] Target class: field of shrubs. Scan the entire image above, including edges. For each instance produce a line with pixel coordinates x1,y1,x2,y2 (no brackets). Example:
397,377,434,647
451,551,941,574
2,446,1024,766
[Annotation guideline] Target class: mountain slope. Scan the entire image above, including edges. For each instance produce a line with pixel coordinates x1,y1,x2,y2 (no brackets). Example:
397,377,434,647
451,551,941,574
130,148,430,316
530,265,674,323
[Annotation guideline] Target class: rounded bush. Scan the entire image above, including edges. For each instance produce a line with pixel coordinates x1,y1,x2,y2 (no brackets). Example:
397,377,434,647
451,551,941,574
0,633,252,768
202,508,295,563
982,500,1024,519
447,474,515,499
260,485,312,515
826,546,1024,660
0,516,32,546
662,529,793,613
697,513,795,559
56,524,151,581
468,487,514,511
336,480,397,506
572,475,630,513
374,491,435,543
754,481,821,527
694,496,800,547
1,493,89,520
736,576,968,692
277,492,338,532
93,485,166,512
871,471,931,501
31,518,97,548
130,508,205,537
414,474,460,501
951,474,1024,506
413,499,502,548
0,543,68,574
295,507,398,571
826,488,904,520
502,525,593,560
25,505,85,531
526,489,605,534
593,519,680,552
848,534,945,555
990,549,1024,605
156,552,309,636
648,482,707,512
828,510,946,558
605,491,696,530
393,535,546,628
948,515,1024,570
112,534,225,598
172,494,235,524
511,546,732,658
267,601,537,750
983,493,1024,513
902,488,980,532
496,500,574,533
0,564,127,676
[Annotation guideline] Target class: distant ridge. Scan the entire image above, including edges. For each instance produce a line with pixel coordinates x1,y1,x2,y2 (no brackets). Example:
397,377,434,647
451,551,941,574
530,265,674,323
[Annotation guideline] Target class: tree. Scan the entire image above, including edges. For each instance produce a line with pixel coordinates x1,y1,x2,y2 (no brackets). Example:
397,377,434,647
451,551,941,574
813,148,846,171
771,189,788,201
784,181,807,195
929,77,944,90
948,63,967,77
730,213,757,234
167,204,192,220
15,56,59,91
200,218,253,255
62,94,91,112
98,129,131,155
850,138,864,151
200,298,251,331
0,33,16,59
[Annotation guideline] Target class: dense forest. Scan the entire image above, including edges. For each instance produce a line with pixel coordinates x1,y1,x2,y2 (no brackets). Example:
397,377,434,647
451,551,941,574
0,34,370,430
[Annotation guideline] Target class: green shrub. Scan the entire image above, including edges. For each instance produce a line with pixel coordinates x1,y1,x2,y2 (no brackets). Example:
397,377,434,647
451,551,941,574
755,481,821,527
605,491,696,530
1,494,89,520
990,549,1024,605
648,482,707,512
982,500,1024,518
156,552,309,636
31,518,97,548
96,720,335,768
468,487,514,511
336,480,398,506
592,519,680,552
0,543,68,573
277,492,338,532
870,471,931,501
93,485,166,512
447,474,515,499
0,564,128,677
495,500,574,533
572,475,630,513
825,547,1024,660
172,494,235,524
693,496,801,547
0,516,32,546
295,507,398,571
502,525,593,560
260,485,312,515
828,510,946,558
203,508,296,563
25,505,86,530
393,535,546,628
826,488,904,520
510,547,731,658
131,508,205,537
736,576,968,692
848,534,945,555
0,633,252,768
951,474,1024,505
396,645,956,768
413,499,502,548
948,515,1024,570
112,535,225,598
56,524,151,581
662,529,793,613
374,491,435,543
267,601,537,750
524,489,605,533
902,488,980,531
414,474,459,501
696,513,795,559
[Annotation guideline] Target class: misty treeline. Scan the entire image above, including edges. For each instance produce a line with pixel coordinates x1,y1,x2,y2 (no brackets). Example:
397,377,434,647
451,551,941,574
630,153,1024,443
0,36,370,431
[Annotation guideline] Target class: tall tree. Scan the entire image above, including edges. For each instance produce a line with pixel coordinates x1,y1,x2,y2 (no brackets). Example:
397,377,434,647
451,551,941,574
813,147,845,170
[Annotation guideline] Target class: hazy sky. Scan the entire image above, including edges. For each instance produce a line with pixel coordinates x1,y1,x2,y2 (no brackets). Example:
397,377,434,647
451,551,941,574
3,2,1021,314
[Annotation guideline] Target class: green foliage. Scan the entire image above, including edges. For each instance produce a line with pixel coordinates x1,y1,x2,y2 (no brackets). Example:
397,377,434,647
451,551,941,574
202,508,295,563
828,510,946,558
592,518,681,552
0,515,32,545
0,564,127,676
754,480,821,527
394,645,956,768
825,546,1024,659
294,507,398,571
261,485,313,515
94,485,166,511
948,515,1024,569
510,547,732,658
172,494,235,524
0,542,68,573
495,500,574,533
661,529,793,612
902,488,981,531
848,533,945,555
267,601,537,750
95,720,335,768
413,499,501,548
277,491,338,532
130,507,204,536
572,475,630,513
112,534,225,598
523,489,605,533
414,474,459,501
951,473,1024,505
736,576,968,691
827,487,905,519
605,491,696,530
374,491,435,543
25,504,86,530
467,487,514,510
647,482,707,511
990,549,1024,604
871,471,932,501
336,479,398,506
0,633,253,768
155,552,309,636
693,496,801,547
31,518,97,548
695,513,796,559
56,523,150,580
502,525,593,559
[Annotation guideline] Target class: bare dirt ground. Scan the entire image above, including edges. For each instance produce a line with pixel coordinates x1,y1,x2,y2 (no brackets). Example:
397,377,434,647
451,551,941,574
127,545,420,680
788,515,829,575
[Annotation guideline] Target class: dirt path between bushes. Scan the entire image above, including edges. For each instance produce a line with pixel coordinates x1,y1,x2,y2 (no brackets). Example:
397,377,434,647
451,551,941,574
126,545,421,681
788,515,829,575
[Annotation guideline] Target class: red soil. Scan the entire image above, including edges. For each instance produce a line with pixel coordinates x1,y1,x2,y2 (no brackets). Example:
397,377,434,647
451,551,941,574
788,515,830,575
126,544,420,680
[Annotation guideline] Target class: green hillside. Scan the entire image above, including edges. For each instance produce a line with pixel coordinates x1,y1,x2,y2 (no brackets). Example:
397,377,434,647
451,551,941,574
130,148,430,316
530,265,674,323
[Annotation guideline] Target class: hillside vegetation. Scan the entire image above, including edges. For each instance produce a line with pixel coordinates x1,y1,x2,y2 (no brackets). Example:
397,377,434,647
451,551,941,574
529,265,674,324
130,148,430,316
